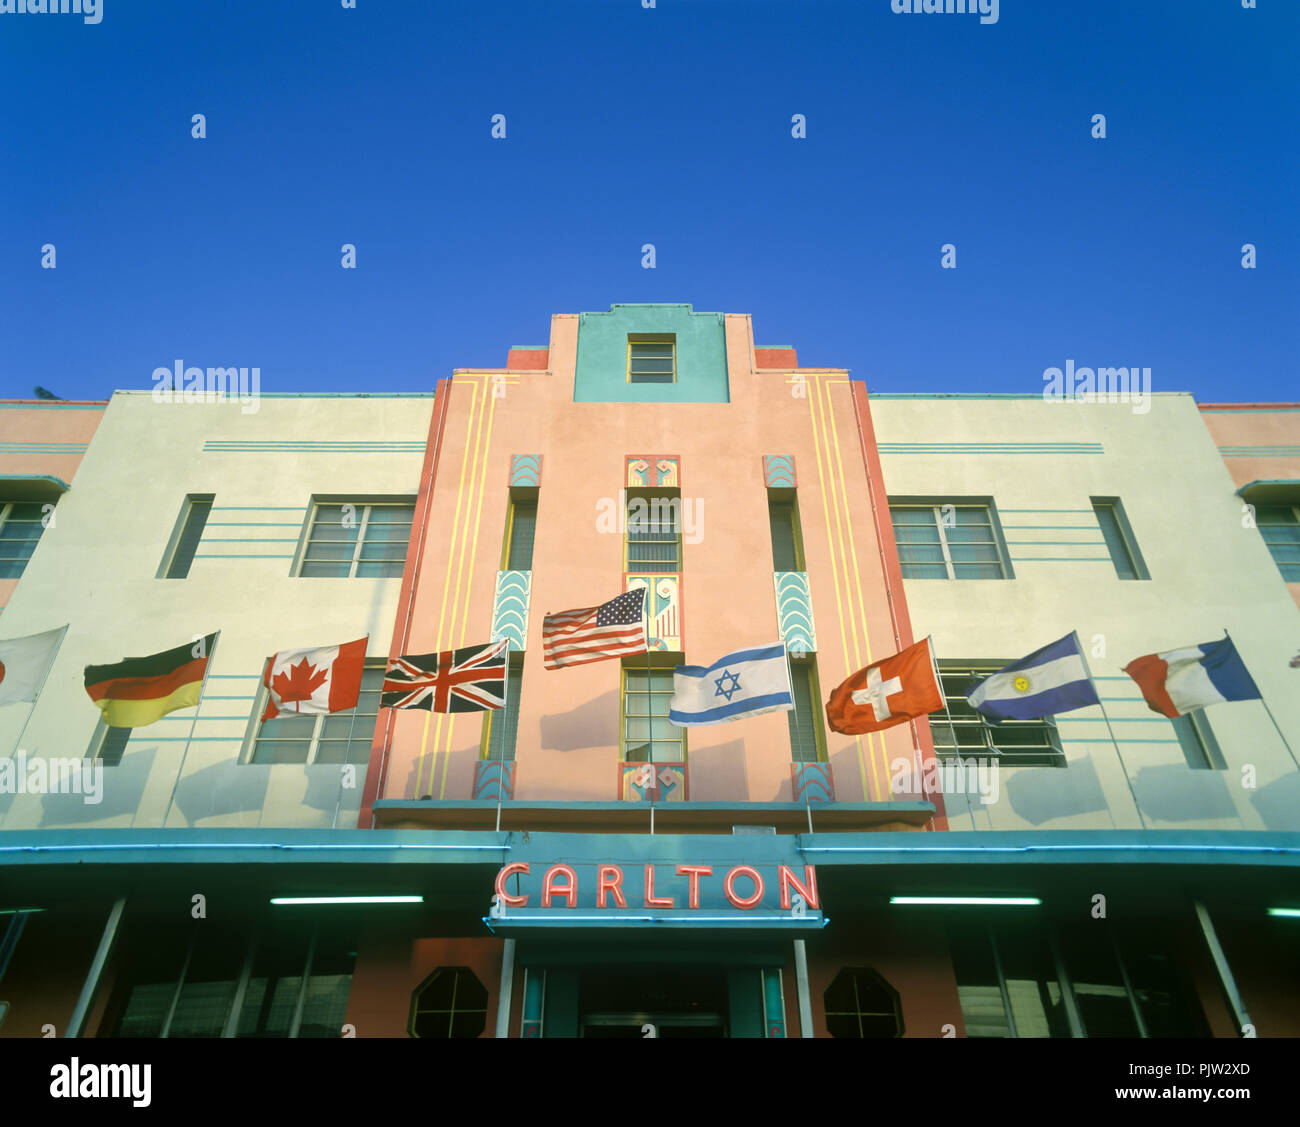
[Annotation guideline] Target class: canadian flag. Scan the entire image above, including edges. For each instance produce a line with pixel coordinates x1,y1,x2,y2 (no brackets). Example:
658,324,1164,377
261,637,368,721
826,638,943,734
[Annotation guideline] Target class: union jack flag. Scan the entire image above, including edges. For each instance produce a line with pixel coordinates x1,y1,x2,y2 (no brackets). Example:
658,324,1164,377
381,639,509,712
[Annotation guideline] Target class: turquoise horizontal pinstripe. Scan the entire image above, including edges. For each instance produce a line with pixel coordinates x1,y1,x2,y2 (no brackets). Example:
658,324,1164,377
202,440,423,453
0,442,88,453
1218,445,1300,456
879,442,1104,455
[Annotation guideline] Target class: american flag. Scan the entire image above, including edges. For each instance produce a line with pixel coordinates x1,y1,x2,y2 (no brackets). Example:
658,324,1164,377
542,588,647,670
381,639,508,712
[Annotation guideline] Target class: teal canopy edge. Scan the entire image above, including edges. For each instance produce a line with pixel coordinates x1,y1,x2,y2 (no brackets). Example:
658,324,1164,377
1,829,1298,870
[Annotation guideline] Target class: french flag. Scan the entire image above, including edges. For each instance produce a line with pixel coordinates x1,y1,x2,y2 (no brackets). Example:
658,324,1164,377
1123,636,1261,718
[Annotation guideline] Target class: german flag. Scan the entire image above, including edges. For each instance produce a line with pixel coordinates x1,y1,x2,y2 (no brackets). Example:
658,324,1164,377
84,633,218,728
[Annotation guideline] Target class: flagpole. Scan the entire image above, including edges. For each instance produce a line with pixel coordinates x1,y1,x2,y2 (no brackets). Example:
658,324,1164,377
639,584,654,835
7,624,69,759
494,641,511,834
784,642,814,836
331,688,362,831
162,631,220,829
1075,630,1146,830
926,636,976,832
1224,628,1300,771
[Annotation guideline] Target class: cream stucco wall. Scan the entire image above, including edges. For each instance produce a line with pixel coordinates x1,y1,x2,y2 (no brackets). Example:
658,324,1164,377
872,393,1300,832
0,392,432,830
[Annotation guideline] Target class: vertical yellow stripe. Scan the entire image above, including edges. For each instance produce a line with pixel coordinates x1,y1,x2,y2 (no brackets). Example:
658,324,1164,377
806,378,871,800
821,378,889,799
438,384,498,798
416,381,480,798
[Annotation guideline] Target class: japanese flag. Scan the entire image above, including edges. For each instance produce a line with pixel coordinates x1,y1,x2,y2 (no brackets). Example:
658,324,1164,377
826,638,943,734
261,637,368,721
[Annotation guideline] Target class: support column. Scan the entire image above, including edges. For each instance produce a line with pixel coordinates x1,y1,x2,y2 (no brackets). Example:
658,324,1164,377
66,897,126,1038
793,939,814,1038
495,939,516,1038
1193,899,1252,1036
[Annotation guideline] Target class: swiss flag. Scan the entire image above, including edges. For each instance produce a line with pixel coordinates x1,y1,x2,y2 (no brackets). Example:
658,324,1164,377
826,638,943,734
261,637,368,721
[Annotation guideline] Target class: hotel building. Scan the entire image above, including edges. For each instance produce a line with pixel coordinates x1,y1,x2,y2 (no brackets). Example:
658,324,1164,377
0,306,1297,1038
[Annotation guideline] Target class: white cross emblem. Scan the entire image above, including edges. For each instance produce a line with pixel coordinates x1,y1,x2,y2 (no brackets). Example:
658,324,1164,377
851,666,902,721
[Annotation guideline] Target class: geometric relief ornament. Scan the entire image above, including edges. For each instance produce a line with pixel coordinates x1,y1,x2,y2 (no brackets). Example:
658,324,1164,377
624,573,681,651
619,761,688,803
509,454,542,487
490,569,531,652
762,454,796,489
791,762,835,804
625,455,680,488
473,760,516,801
773,571,816,655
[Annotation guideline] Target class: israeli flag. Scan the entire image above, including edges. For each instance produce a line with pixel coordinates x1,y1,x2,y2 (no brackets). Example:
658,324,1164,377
669,643,795,727
966,632,1100,721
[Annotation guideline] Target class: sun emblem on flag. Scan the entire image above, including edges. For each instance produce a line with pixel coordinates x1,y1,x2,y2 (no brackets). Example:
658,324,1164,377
714,669,741,701
1013,675,1031,693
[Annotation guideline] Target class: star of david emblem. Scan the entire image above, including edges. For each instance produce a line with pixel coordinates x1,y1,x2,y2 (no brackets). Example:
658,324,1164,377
714,670,741,701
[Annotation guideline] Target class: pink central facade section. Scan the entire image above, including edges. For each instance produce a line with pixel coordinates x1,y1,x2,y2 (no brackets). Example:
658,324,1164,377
362,311,941,824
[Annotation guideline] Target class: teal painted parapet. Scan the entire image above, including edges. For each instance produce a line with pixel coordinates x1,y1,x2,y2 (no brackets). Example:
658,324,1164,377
574,304,729,403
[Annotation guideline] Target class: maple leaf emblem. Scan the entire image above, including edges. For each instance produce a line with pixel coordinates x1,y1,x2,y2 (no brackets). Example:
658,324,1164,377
272,658,328,708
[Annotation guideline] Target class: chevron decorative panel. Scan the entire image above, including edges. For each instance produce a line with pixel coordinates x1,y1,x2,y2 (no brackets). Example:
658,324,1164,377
509,454,542,487
791,762,834,803
763,454,796,488
473,761,516,801
490,570,531,651
773,571,816,655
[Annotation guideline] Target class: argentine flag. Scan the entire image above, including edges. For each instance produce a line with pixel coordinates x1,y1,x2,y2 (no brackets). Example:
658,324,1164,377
669,643,795,727
966,632,1100,722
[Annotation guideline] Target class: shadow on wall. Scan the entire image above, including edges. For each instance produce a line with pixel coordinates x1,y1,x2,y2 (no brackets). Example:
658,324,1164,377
540,690,619,752
33,746,157,827
1250,771,1300,832
168,758,271,826
1132,764,1239,824
1003,753,1109,827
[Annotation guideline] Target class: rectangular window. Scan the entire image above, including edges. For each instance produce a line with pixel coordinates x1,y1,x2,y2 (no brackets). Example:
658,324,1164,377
787,659,826,763
622,661,684,763
0,501,50,580
483,654,523,762
627,334,676,384
160,494,214,579
1172,710,1226,770
503,499,537,571
625,491,681,572
248,665,383,765
298,500,415,578
1256,504,1300,582
932,665,1065,767
1092,498,1148,580
769,497,804,572
890,503,1009,579
89,721,131,767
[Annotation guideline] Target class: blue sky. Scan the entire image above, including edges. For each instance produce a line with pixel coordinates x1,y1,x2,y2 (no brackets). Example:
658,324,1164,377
1,0,1296,403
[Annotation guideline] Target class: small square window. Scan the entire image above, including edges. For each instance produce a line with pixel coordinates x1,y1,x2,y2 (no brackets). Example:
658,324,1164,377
628,335,676,384
247,665,384,765
933,665,1065,767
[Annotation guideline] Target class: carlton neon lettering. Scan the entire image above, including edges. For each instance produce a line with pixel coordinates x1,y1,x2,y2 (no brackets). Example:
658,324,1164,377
494,863,818,910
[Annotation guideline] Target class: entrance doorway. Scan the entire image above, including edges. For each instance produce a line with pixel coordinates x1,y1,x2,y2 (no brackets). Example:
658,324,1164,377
577,967,728,1038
